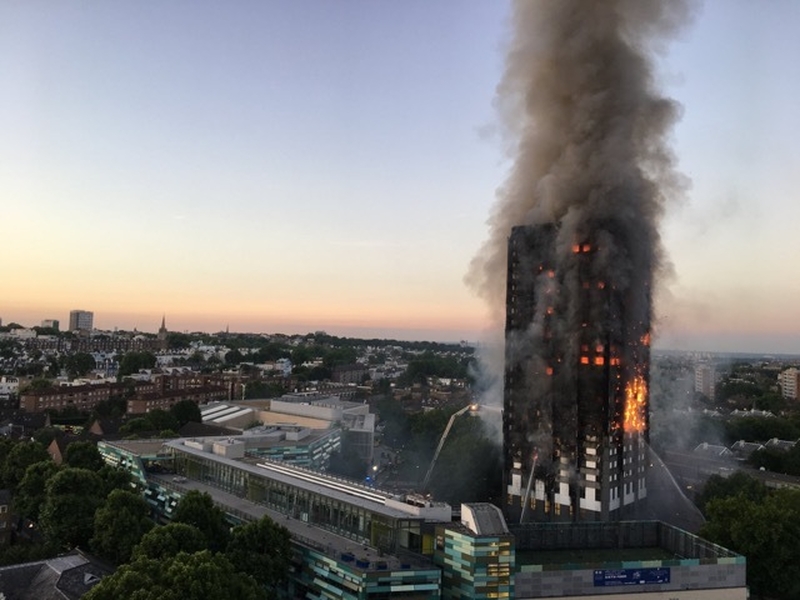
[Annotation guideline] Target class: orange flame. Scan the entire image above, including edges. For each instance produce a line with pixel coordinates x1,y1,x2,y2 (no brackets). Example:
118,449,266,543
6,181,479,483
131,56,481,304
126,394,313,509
623,375,647,433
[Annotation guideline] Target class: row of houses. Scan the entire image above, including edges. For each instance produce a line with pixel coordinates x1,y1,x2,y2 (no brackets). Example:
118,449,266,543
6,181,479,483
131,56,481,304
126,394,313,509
19,375,230,415
694,437,799,460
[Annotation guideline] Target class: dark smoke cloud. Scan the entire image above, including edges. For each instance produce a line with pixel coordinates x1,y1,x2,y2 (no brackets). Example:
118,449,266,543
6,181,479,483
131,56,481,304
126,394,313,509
467,0,692,322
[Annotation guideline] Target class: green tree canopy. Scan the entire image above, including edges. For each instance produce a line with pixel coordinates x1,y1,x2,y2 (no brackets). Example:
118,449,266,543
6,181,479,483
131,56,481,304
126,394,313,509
98,464,133,496
32,426,64,447
64,440,105,471
172,490,230,552
145,409,180,432
170,400,202,427
695,472,768,515
225,516,292,588
118,351,157,378
91,489,154,564
748,442,800,477
23,377,54,392
396,351,472,387
15,460,60,521
251,343,290,363
700,488,800,599
322,347,357,369
166,332,192,350
133,523,207,561
3,440,50,490
119,417,153,435
224,349,244,365
724,416,800,444
83,551,265,600
40,467,105,549
61,352,96,379
90,395,128,418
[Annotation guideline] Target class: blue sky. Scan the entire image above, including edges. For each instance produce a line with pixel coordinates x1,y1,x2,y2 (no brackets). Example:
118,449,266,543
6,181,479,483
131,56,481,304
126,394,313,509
2,1,799,353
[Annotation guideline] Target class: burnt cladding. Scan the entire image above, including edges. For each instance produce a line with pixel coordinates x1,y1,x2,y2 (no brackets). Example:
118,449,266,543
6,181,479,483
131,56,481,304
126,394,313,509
503,223,651,523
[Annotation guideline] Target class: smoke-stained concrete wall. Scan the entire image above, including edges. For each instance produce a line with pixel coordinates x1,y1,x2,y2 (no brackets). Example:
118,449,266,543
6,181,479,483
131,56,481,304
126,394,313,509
467,1,693,522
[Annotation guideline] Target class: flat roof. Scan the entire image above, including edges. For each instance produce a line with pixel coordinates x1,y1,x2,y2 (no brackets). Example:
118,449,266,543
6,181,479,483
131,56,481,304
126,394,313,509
163,439,432,521
516,547,677,567
149,473,435,572
212,408,253,423
101,439,171,458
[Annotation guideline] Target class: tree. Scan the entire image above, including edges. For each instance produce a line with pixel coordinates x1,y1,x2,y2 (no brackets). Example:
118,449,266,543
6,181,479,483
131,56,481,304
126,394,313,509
723,417,800,445
33,426,64,447
145,409,179,432
91,489,154,564
61,352,96,379
15,460,60,521
91,395,127,418
290,346,315,366
64,441,105,471
24,377,54,392
39,468,105,549
84,551,265,600
396,352,471,387
170,400,202,427
322,347,357,369
0,438,15,469
226,516,292,589
133,523,207,561
224,349,244,365
119,417,153,435
750,444,800,477
118,351,157,378
3,441,50,490
244,381,286,400
695,472,767,515
700,489,800,599
172,490,230,551
166,332,191,350
98,464,133,496
307,365,332,381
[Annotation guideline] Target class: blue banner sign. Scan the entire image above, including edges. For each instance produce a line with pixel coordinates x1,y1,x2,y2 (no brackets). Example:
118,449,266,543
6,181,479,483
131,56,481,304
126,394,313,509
593,568,670,587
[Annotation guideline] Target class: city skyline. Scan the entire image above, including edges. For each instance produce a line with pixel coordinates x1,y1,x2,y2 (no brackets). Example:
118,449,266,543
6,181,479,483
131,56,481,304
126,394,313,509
3,2,800,353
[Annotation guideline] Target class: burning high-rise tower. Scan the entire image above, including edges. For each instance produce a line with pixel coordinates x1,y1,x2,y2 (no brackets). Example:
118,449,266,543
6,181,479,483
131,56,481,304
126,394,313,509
465,1,690,522
503,223,651,523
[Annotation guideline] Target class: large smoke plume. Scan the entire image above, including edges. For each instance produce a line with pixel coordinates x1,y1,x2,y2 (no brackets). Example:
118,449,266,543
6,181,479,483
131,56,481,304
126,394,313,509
466,1,695,521
468,0,691,326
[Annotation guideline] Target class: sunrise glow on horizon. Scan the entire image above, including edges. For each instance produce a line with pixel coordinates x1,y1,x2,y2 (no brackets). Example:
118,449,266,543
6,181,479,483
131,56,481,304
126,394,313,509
3,1,800,353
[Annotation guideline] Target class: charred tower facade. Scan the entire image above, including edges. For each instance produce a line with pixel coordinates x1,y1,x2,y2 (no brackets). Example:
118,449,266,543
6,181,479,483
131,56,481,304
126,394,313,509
503,224,651,523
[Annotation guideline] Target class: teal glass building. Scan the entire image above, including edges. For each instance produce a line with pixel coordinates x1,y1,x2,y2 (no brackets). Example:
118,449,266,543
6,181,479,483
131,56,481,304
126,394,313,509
434,504,514,600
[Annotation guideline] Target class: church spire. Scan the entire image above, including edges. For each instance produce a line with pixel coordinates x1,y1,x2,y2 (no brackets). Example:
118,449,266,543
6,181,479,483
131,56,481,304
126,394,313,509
157,314,168,342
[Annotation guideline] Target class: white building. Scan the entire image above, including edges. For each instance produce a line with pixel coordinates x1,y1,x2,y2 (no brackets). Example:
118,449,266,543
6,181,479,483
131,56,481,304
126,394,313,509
778,367,799,400
694,363,716,399
0,376,20,401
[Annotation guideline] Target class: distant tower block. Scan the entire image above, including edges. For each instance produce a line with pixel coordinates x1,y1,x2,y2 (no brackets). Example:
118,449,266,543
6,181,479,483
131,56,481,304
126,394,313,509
69,310,94,332
694,363,716,400
503,225,651,523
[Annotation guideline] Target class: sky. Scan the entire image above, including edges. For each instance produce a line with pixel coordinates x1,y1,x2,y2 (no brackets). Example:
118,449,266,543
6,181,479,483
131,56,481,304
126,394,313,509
1,1,799,353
